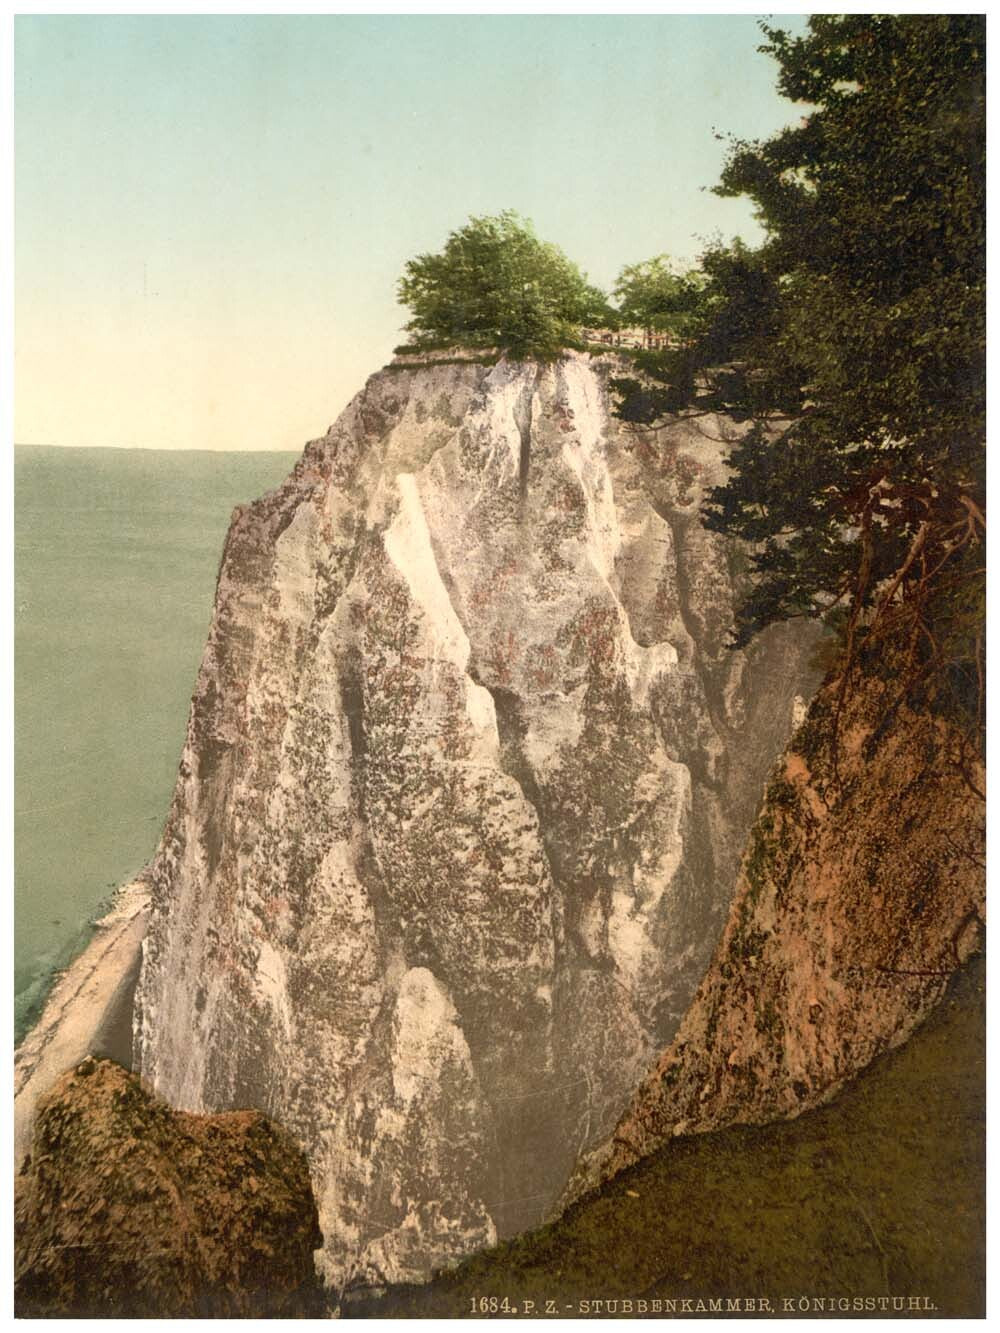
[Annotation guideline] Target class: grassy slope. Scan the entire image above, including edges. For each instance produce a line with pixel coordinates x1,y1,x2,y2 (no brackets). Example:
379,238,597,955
348,955,984,1319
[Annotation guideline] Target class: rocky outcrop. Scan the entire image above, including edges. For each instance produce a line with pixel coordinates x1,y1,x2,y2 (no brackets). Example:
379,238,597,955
563,658,985,1205
14,1058,322,1317
133,350,817,1288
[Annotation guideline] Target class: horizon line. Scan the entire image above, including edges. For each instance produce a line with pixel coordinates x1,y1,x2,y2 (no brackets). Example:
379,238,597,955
14,441,302,454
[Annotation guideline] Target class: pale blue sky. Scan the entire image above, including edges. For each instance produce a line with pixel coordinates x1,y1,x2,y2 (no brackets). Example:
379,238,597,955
15,14,808,450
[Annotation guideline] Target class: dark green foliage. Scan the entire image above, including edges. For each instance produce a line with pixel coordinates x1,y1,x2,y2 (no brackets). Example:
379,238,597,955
613,16,985,720
609,240,802,428
396,211,613,360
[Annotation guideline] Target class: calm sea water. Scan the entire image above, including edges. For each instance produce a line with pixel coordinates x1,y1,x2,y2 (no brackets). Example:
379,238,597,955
14,445,299,1042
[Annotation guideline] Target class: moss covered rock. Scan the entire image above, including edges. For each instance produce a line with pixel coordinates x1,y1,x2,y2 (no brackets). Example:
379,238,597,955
14,1058,323,1317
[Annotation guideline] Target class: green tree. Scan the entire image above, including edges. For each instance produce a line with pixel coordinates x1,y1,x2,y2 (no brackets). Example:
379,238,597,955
396,211,612,359
621,17,985,733
609,238,801,424
612,255,705,339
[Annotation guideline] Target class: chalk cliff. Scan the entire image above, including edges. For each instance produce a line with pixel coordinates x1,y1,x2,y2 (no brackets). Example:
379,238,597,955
133,350,816,1288
563,656,985,1206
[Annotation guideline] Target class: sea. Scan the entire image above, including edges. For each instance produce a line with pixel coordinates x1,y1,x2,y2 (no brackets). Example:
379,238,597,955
14,445,299,1043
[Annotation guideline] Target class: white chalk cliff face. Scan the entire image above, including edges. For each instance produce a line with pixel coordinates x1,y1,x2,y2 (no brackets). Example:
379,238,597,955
134,351,815,1289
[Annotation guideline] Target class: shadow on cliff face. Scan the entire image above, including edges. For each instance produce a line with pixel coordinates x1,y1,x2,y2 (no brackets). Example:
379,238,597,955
345,952,984,1320
14,1059,324,1318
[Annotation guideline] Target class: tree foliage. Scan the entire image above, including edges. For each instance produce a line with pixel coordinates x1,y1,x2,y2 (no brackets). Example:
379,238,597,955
396,211,612,359
610,238,799,424
615,15,985,736
612,255,705,337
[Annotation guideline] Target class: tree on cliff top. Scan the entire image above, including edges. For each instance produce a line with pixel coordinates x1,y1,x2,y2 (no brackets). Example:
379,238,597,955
396,211,612,359
612,255,706,340
617,15,985,736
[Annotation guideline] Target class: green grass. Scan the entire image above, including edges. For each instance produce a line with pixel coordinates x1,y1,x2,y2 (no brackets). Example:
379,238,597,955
580,342,643,360
384,353,502,372
347,955,984,1319
388,342,640,367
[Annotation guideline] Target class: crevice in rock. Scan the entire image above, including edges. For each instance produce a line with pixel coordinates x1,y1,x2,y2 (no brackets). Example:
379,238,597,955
467,672,608,977
513,371,538,507
471,677,544,815
652,501,734,747
338,668,367,766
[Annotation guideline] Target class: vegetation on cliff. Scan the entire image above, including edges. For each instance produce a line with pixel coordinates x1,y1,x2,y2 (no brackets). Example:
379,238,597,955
612,15,985,745
396,211,612,359
611,254,706,342
395,18,985,749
